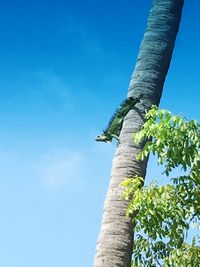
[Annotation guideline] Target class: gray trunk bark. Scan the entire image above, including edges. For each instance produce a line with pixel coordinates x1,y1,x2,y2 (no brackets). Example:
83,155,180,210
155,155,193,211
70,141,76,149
93,1,184,266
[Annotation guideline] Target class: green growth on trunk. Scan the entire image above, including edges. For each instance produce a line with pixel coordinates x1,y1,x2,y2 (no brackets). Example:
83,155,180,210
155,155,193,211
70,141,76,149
121,106,200,267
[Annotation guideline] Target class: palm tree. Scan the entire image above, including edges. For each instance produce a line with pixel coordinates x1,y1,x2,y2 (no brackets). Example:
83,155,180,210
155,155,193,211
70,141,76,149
93,1,184,267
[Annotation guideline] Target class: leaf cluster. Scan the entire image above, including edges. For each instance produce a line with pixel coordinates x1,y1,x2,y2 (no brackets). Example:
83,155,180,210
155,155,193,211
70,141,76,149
121,106,200,266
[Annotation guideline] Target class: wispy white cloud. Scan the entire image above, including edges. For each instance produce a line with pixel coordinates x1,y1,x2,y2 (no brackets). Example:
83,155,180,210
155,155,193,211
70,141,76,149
37,148,85,189
37,143,116,190
2,70,75,121
0,141,115,193
19,71,72,108
0,147,85,189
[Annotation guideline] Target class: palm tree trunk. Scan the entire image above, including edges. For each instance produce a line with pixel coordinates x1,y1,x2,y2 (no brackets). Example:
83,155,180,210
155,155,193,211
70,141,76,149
93,1,184,266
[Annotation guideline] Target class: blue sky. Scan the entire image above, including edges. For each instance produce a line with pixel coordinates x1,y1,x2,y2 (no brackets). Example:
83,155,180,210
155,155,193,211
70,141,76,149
0,1,199,266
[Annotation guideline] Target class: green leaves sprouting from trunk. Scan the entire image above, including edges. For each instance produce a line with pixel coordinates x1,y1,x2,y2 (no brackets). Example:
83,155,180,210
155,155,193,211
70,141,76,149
121,106,200,266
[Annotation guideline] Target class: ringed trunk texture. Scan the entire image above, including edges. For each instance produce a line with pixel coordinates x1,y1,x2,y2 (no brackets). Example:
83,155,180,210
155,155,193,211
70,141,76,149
94,1,184,266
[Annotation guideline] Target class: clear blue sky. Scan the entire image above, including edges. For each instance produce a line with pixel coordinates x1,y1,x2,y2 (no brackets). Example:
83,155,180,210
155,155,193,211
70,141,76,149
0,1,199,266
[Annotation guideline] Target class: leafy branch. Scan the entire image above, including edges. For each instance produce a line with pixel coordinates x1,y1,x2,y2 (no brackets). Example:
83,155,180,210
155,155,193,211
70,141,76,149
121,106,200,266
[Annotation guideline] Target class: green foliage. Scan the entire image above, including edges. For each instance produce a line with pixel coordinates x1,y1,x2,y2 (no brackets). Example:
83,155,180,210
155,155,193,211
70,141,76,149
121,106,200,266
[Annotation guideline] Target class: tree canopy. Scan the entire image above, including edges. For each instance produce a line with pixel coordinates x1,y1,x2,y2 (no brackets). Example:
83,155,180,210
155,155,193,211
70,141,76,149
121,106,200,266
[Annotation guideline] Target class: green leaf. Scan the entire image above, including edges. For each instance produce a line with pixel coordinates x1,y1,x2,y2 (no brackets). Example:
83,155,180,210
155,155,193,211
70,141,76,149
122,106,200,266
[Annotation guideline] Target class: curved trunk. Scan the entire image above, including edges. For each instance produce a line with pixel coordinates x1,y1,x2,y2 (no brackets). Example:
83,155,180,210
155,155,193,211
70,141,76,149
93,1,184,266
